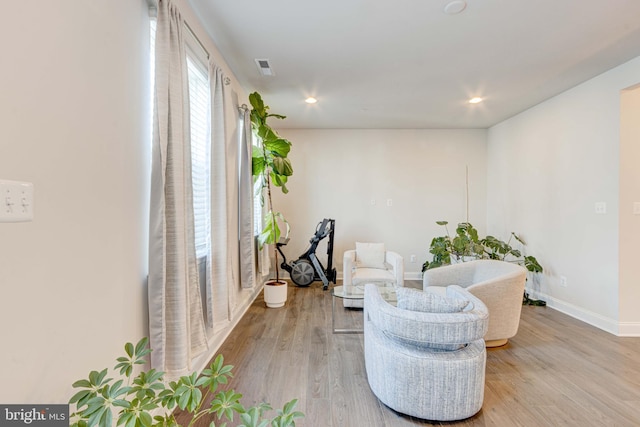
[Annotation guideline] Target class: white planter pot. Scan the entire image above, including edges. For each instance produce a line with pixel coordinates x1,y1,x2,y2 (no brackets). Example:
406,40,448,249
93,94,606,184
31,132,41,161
264,280,287,308
450,255,477,264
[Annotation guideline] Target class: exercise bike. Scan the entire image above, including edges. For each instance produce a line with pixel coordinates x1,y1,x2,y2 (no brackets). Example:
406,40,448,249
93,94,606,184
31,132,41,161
276,218,337,290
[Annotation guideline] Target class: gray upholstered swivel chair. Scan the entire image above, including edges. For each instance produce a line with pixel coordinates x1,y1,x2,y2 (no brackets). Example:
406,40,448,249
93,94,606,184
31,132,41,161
364,284,489,421
422,259,527,347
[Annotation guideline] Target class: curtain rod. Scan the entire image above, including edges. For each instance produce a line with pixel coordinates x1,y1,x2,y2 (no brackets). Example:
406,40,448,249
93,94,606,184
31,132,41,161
185,22,209,61
148,2,214,67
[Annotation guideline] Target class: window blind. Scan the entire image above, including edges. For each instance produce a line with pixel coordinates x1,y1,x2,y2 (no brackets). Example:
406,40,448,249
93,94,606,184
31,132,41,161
252,132,263,236
186,55,211,259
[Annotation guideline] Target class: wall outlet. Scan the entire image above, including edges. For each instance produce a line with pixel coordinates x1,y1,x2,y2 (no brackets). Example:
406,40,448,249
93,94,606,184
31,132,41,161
0,180,34,222
559,276,567,287
595,202,607,214
410,254,416,263
386,199,393,207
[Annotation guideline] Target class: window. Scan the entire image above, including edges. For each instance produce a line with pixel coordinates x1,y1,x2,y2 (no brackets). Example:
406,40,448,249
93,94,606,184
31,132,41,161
186,52,211,259
252,133,263,236
149,18,156,140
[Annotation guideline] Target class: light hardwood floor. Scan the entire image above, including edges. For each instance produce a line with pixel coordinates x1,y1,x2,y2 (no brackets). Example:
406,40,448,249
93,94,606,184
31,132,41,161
180,281,640,426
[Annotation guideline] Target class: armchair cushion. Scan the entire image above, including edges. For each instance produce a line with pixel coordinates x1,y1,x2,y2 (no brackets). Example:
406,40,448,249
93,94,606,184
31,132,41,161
355,242,386,269
396,286,469,313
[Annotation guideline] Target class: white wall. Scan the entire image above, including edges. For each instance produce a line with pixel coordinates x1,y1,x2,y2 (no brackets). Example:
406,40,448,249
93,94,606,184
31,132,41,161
0,0,151,403
0,0,257,404
273,129,487,279
487,56,640,334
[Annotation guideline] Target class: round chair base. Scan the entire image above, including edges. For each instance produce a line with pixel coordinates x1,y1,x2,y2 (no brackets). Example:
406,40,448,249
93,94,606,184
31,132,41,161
485,338,508,348
366,336,487,421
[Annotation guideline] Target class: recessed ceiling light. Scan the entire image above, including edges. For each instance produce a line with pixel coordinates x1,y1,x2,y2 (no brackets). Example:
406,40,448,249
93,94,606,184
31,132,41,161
444,1,467,15
468,97,483,104
305,97,318,104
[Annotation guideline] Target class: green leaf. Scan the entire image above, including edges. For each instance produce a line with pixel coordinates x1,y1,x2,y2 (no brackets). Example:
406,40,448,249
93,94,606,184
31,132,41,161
524,255,543,273
140,411,153,427
436,220,448,226
125,342,134,358
282,399,298,414
271,399,304,427
270,172,289,193
257,124,277,142
72,379,93,389
90,369,110,387
267,113,286,120
264,138,291,158
252,154,266,177
249,92,265,116
69,390,92,405
511,232,525,245
134,337,148,355
210,390,244,422
271,157,293,177
259,211,290,247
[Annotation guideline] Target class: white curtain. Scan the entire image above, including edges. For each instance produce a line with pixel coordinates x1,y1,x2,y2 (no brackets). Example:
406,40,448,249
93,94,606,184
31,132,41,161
206,64,231,327
238,108,257,288
148,0,207,376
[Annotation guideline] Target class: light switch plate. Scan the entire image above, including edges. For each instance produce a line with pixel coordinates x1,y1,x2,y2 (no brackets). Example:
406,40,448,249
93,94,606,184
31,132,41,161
0,180,34,222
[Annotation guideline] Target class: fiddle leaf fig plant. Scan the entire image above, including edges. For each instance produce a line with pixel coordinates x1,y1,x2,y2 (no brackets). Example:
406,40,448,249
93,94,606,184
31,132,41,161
250,92,294,282
69,337,303,427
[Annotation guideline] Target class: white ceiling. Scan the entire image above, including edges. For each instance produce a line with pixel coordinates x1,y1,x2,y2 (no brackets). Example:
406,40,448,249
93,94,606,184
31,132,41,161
188,0,640,129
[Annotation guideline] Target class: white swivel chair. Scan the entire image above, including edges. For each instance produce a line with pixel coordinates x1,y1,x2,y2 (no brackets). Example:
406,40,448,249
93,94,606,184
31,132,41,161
342,242,404,308
422,259,526,347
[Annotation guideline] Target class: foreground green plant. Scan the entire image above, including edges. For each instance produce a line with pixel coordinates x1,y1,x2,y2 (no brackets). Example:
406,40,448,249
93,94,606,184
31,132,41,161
70,338,303,427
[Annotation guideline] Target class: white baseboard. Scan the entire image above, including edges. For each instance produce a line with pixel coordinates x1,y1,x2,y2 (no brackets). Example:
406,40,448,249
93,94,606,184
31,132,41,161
190,284,263,375
617,322,640,336
404,272,423,281
526,288,639,337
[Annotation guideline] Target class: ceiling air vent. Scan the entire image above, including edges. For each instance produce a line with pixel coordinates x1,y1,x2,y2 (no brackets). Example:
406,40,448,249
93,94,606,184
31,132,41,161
255,58,274,76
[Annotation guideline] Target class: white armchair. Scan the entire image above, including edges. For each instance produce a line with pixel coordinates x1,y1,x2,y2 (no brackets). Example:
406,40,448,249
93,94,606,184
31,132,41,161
343,242,404,308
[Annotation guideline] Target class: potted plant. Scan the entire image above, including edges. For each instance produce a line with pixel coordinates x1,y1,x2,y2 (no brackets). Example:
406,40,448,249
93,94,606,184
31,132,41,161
69,337,303,427
422,221,485,269
250,92,294,308
422,220,546,306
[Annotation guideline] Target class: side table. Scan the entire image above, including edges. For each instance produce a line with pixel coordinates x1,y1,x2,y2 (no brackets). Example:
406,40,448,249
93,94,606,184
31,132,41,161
331,284,396,334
